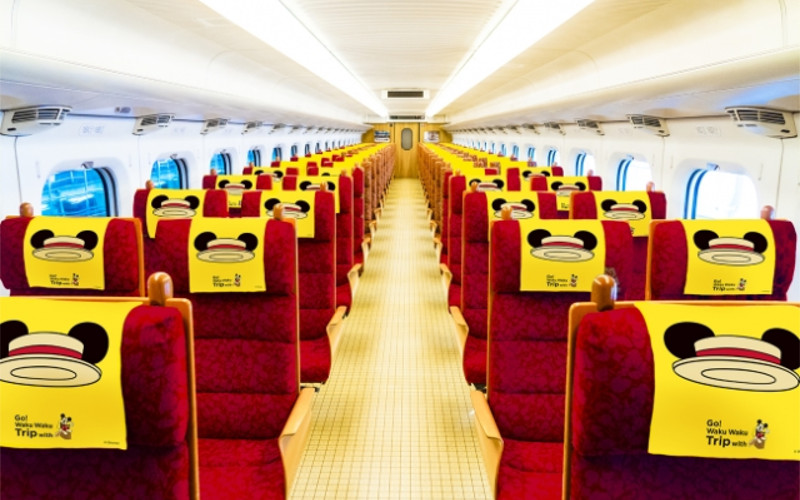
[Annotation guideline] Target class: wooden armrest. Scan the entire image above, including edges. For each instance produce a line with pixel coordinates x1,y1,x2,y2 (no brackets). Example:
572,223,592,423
369,220,377,236
471,390,503,497
327,305,348,357
360,240,370,267
347,264,362,297
449,305,468,356
439,262,452,298
280,387,315,497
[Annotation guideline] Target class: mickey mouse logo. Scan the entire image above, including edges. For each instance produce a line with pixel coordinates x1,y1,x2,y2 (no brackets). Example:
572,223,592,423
664,323,800,391
522,170,550,179
299,180,335,192
194,232,258,262
527,229,597,262
30,230,99,262
491,198,536,219
601,199,647,221
551,180,587,197
264,198,311,219
217,179,253,196
150,194,200,218
470,178,504,192
253,169,267,176
0,320,109,387
693,230,768,266
57,413,73,439
748,419,769,448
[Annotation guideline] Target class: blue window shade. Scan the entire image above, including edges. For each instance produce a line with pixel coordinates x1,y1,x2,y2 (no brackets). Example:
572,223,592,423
150,158,186,189
527,147,535,162
210,153,231,174
616,157,652,191
305,144,311,156
247,149,261,166
271,148,282,162
511,145,519,158
290,145,298,157
685,169,758,220
499,144,506,156
41,168,117,217
316,143,322,154
547,148,560,166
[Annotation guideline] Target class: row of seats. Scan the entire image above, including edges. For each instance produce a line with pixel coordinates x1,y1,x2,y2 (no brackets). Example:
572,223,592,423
0,142,396,499
426,145,798,498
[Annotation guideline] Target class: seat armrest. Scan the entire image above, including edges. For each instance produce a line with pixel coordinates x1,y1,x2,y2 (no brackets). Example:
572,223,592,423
369,220,377,236
440,263,452,301
327,305,348,357
449,305,468,355
280,387,315,496
471,390,503,498
347,264,362,297
360,240,370,267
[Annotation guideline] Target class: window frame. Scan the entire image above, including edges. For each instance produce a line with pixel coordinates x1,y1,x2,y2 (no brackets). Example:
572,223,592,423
41,166,119,217
150,157,188,189
210,151,232,175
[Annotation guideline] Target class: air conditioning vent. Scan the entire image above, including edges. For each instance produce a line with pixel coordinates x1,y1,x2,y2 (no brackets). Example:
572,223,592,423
242,121,263,134
389,115,425,121
1,106,71,136
544,122,565,135
201,118,228,135
725,107,796,138
383,90,429,99
521,123,539,134
576,119,604,136
133,113,173,135
627,114,669,137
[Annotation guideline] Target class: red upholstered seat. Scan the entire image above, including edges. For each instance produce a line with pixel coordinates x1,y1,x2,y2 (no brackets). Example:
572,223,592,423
0,294,197,500
648,219,796,300
1,216,144,297
531,175,602,219
571,190,667,299
132,188,228,278
151,217,310,498
568,305,799,499
241,191,338,383
352,166,367,267
459,191,558,386
480,219,633,498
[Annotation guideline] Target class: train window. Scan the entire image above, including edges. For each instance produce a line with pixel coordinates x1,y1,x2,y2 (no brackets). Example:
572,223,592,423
615,157,652,190
325,141,330,150
482,141,487,151
316,142,322,154
685,169,758,219
41,167,118,217
271,147,282,162
499,144,506,156
527,147,535,162
290,145,299,158
511,145,519,159
305,144,311,156
546,148,560,166
575,152,595,176
401,128,413,150
247,148,262,166
210,152,231,174
150,158,187,189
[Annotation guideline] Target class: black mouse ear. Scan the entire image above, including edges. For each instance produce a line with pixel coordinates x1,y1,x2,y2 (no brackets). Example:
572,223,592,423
527,229,551,248
299,181,311,190
542,171,551,177
522,170,531,178
576,182,587,191
218,180,229,188
469,178,479,185
1,320,29,358
551,181,563,190
664,322,715,359
297,201,311,213
242,180,253,189
238,233,259,251
600,199,617,211
633,200,648,214
185,195,201,209
30,229,55,248
574,230,597,251
68,323,109,364
494,180,505,188
326,181,336,191
150,195,168,209
274,171,284,179
322,173,331,177
194,231,216,251
693,230,718,250
762,328,800,370
76,231,99,251
254,169,265,175
744,231,769,254
522,200,535,212
264,198,281,210
491,198,507,210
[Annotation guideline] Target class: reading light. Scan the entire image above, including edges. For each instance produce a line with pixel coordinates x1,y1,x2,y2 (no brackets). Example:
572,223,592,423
199,0,387,118
427,0,595,116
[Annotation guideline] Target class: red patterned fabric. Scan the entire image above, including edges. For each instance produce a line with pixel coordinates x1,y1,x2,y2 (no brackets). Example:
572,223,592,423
447,175,467,302
132,188,228,278
441,170,452,259
150,217,299,498
352,167,366,262
569,307,799,499
460,192,558,385
497,440,562,500
571,190,667,299
0,305,192,500
487,219,633,498
1,217,142,297
649,220,796,300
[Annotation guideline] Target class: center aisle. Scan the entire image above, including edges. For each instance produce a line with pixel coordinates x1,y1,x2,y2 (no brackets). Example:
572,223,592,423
291,179,492,499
